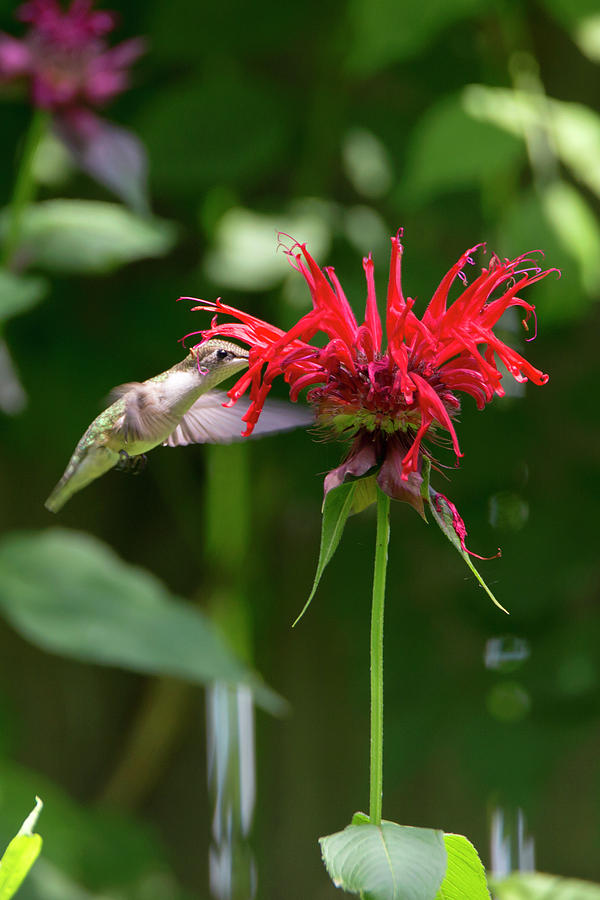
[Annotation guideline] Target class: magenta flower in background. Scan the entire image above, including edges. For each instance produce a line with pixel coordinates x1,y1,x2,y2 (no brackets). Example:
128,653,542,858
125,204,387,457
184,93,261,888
0,0,148,212
0,0,144,111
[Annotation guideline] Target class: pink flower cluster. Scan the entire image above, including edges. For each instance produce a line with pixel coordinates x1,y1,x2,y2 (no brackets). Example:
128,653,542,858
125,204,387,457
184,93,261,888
0,0,143,110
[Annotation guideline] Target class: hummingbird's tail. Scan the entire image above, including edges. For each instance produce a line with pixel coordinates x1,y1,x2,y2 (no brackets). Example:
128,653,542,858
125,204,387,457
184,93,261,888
45,445,120,513
44,477,74,513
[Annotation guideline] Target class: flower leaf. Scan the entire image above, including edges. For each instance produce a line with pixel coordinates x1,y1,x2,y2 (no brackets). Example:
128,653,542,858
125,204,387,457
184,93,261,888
434,834,490,899
0,798,43,900
293,481,357,626
319,817,447,900
428,489,508,614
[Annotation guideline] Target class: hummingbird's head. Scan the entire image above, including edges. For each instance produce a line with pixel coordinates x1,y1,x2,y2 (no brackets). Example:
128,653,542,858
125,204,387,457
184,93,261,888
187,339,249,389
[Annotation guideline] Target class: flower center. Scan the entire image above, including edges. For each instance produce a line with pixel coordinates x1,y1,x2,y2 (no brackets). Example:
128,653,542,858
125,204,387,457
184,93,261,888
307,352,455,441
30,31,97,92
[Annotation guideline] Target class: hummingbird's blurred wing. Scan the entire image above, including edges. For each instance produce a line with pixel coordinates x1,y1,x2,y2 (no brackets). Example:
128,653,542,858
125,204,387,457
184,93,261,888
115,383,181,443
108,382,138,402
163,391,313,447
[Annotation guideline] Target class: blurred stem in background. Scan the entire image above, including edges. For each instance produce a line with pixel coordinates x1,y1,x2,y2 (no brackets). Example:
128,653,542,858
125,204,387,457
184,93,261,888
508,51,559,189
490,806,535,878
485,636,536,878
0,108,49,415
204,443,257,900
1,109,49,271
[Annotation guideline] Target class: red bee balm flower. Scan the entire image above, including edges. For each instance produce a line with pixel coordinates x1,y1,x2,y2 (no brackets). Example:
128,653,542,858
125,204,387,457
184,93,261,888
0,0,144,110
188,232,552,534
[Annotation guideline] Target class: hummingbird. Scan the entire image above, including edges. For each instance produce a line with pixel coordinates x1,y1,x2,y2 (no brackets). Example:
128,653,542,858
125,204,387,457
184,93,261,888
45,339,311,513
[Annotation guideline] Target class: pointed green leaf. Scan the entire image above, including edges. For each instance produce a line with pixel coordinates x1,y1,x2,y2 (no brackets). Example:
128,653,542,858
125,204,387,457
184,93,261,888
0,798,43,900
428,489,508,614
0,529,285,714
293,481,357,626
492,872,600,899
435,834,490,899
319,818,447,900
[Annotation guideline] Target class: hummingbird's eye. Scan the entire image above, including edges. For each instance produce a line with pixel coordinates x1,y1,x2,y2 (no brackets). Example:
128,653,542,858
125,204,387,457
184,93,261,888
216,348,229,360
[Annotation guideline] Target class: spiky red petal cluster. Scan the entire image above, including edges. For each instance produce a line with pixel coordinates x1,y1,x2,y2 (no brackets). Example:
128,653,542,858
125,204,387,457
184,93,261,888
185,233,552,499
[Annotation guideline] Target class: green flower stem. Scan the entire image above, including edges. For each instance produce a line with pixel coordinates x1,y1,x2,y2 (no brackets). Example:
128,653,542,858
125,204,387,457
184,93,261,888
1,109,49,270
369,488,391,825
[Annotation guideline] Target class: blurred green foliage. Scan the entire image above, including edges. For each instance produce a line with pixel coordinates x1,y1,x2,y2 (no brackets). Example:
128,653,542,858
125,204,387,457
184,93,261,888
0,0,599,897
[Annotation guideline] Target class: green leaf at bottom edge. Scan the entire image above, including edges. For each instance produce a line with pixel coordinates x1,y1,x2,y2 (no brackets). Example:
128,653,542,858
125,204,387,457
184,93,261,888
320,817,447,900
435,833,490,899
0,797,43,900
491,871,600,899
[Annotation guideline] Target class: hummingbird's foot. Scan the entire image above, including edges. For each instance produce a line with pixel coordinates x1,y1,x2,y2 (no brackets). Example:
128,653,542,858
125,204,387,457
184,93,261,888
116,449,132,471
129,454,147,476
116,451,147,475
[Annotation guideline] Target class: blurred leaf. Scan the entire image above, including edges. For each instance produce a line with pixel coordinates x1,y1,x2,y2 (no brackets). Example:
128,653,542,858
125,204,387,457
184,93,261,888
492,872,600,899
24,859,106,900
0,761,187,896
498,188,592,322
55,115,150,215
0,202,175,274
463,85,600,201
0,529,284,714
342,128,393,198
343,206,389,257
0,276,36,410
400,94,523,201
573,14,600,62
541,180,600,294
319,817,447,899
345,0,484,73
135,72,289,196
31,132,73,188
427,489,507,614
0,798,42,900
434,834,490,899
541,0,600,62
204,200,332,291
0,271,47,323
293,481,357,626
0,339,27,415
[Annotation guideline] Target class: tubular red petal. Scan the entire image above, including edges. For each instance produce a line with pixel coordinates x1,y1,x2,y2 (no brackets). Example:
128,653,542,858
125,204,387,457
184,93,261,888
362,253,382,356
423,243,484,327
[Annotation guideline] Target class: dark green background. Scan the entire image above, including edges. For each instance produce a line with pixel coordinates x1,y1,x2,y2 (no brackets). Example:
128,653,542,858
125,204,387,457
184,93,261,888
0,0,599,896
